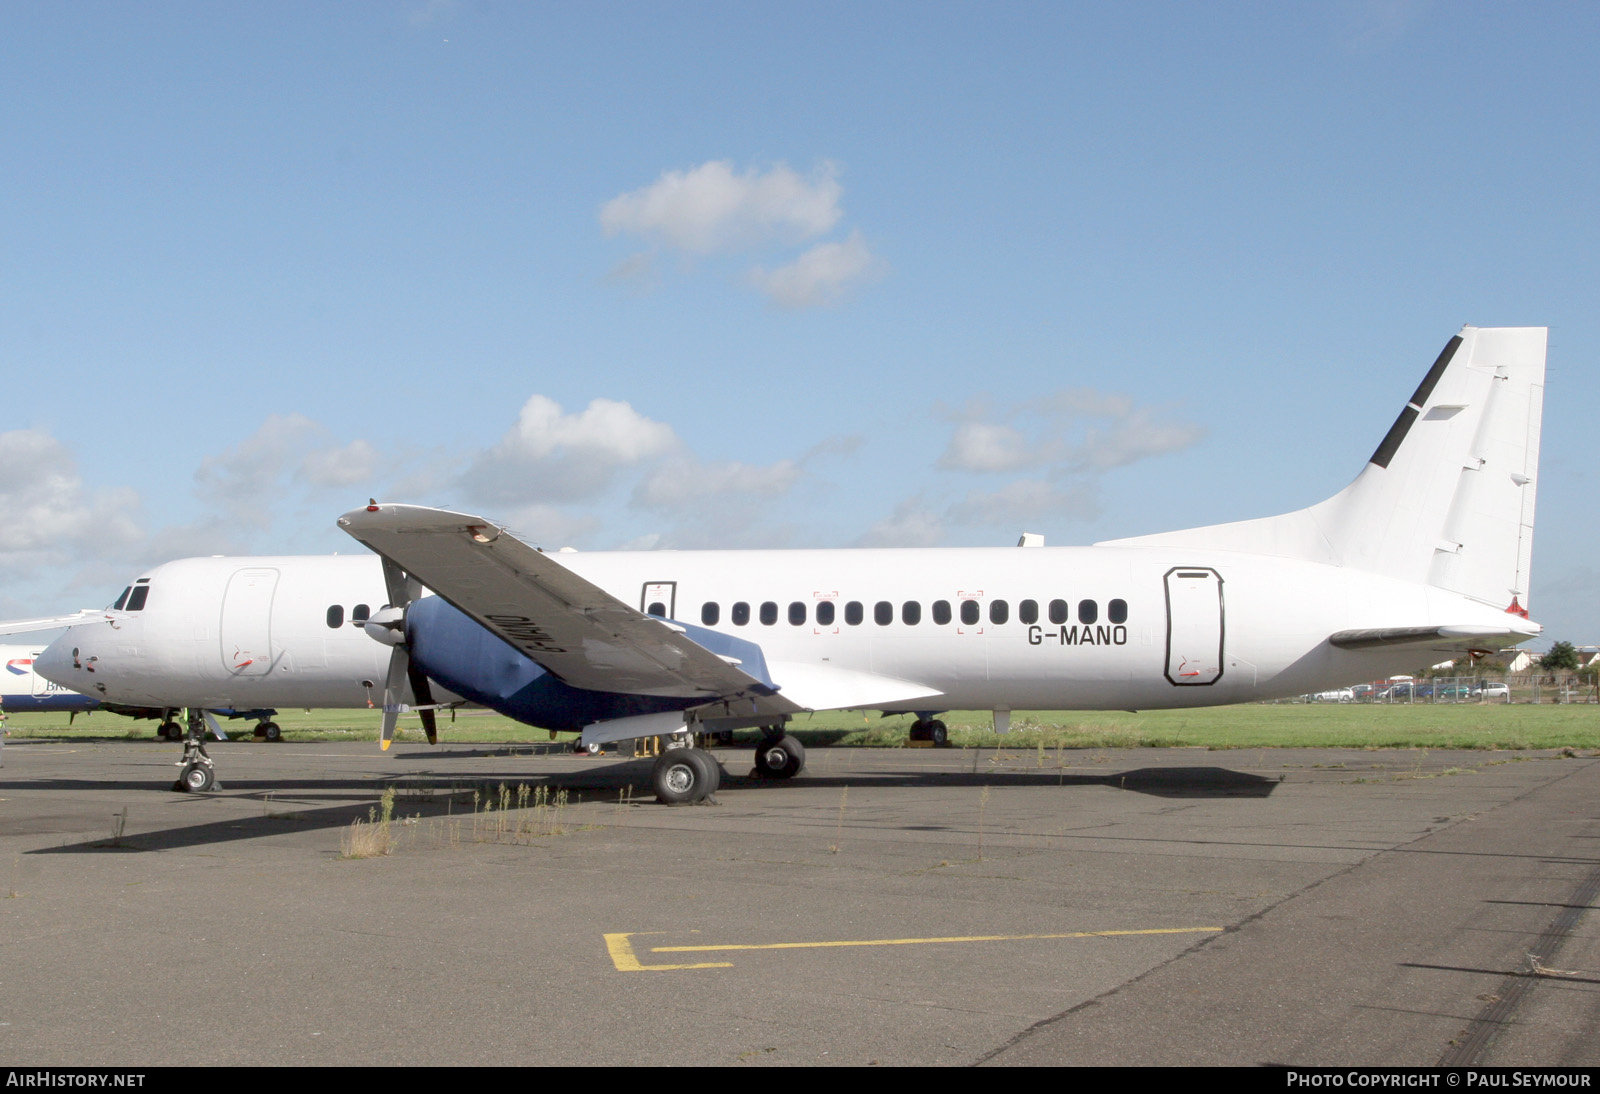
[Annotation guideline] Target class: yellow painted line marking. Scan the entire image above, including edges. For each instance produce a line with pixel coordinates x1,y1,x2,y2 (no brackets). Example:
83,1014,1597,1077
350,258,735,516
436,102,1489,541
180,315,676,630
604,932,733,972
605,927,1221,971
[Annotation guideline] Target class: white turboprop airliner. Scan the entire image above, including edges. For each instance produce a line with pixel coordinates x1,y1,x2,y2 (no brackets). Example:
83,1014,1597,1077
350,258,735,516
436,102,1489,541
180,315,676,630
31,326,1546,803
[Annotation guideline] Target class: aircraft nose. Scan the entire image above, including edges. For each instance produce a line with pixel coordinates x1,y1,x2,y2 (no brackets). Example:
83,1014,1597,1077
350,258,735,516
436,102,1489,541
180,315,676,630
35,633,79,688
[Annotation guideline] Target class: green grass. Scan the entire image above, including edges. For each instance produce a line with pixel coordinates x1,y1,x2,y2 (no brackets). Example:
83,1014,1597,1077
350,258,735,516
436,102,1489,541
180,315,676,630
4,701,1598,751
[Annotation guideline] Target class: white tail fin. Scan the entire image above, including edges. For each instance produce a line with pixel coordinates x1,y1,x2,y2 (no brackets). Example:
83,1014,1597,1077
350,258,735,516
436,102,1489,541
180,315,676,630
1101,326,1546,613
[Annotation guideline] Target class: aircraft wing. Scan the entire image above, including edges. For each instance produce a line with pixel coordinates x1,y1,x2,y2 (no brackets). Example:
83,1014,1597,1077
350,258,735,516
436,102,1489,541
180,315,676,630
338,503,799,706
0,610,111,636
1328,623,1539,651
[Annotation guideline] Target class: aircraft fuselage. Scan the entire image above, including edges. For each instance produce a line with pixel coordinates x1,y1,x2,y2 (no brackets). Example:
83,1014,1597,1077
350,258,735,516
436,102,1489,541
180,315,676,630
35,545,1515,720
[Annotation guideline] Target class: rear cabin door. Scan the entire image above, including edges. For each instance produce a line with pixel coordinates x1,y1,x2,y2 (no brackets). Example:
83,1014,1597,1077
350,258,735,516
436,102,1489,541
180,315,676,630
1164,567,1224,686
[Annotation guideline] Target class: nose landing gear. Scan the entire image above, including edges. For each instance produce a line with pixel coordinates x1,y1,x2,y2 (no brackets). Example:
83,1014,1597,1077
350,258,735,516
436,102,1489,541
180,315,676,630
172,708,222,793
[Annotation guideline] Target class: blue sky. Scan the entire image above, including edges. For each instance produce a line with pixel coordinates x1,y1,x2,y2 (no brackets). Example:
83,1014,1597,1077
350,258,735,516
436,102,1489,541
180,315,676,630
2,1,1596,649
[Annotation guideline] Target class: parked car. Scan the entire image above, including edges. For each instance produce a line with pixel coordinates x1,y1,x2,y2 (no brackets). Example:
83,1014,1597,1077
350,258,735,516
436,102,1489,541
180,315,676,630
1313,687,1354,702
1472,682,1510,699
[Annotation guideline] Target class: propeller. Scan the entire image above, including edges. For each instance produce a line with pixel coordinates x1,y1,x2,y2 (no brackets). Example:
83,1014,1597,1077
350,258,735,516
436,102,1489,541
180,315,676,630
364,558,438,750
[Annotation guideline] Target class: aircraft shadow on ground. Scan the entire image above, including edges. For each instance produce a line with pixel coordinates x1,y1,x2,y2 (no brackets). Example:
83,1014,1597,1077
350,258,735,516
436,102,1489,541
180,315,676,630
723,765,1282,799
18,760,1277,854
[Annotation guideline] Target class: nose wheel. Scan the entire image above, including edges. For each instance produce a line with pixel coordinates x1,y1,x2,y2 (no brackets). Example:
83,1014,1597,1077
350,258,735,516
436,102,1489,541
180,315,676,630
171,708,222,793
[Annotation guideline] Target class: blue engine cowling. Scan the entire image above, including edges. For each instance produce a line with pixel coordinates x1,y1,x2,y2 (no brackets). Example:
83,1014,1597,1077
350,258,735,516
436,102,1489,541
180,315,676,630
404,596,777,731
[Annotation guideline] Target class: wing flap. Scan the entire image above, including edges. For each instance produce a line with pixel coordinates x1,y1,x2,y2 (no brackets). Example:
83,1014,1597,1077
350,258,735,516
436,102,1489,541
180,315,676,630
339,504,786,702
763,661,943,711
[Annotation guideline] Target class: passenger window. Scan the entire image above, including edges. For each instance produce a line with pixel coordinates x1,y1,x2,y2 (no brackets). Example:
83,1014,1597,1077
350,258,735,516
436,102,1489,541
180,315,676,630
933,600,951,625
112,587,131,611
327,605,345,629
126,586,150,612
701,602,719,626
990,599,1009,625
732,602,750,626
647,601,667,617
1078,600,1097,624
845,601,864,626
960,600,980,625
1019,599,1038,625
1049,599,1069,624
1109,599,1128,624
902,601,921,625
816,601,836,626
874,601,893,626
789,601,807,625
352,604,370,624
760,601,778,625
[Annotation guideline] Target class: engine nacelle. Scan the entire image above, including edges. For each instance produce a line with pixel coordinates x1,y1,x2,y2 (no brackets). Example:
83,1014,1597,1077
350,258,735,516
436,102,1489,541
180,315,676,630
404,596,775,731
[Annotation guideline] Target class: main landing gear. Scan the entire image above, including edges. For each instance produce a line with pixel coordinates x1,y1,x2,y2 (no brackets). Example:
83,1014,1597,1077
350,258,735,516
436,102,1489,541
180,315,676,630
651,743,722,805
908,718,950,748
753,730,805,779
172,708,221,793
253,720,283,742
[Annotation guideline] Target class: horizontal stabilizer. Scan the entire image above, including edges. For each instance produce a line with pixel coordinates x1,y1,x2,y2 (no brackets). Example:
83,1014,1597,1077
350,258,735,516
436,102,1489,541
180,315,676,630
1328,623,1539,651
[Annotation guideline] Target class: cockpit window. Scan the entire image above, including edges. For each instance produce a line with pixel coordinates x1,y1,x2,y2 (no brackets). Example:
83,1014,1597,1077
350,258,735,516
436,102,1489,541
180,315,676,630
112,587,131,611
126,585,150,611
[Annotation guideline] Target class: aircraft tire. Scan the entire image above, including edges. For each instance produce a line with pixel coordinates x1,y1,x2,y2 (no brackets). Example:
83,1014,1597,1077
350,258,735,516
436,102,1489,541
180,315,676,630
158,721,182,742
928,720,950,748
652,747,717,805
179,763,215,793
754,734,804,779
261,722,282,742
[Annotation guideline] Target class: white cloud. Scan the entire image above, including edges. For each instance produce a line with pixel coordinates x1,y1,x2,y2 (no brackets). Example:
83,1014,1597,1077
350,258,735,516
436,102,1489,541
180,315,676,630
948,480,1098,527
457,395,679,504
855,497,945,548
0,429,142,569
1065,407,1206,472
939,421,1037,473
601,160,843,254
749,230,887,308
299,440,379,490
632,457,800,509
937,389,1204,475
194,414,324,528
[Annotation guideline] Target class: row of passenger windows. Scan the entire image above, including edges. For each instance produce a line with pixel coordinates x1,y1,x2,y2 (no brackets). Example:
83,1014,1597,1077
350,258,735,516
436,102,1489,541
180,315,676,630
326,604,371,628
692,598,1127,628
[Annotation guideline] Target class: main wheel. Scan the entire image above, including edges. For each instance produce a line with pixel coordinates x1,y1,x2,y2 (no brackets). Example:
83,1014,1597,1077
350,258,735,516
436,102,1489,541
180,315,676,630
261,722,282,742
652,747,718,805
158,721,182,742
179,763,215,793
928,719,950,748
753,734,805,779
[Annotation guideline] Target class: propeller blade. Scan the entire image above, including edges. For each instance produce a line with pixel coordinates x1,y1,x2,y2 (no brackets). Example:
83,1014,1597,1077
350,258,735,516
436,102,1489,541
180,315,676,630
380,644,410,753
380,557,420,611
407,659,438,745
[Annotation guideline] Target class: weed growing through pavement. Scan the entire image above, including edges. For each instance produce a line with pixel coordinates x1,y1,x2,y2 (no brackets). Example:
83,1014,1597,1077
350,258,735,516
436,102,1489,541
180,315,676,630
976,784,992,862
440,782,570,848
828,786,849,854
341,787,396,858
